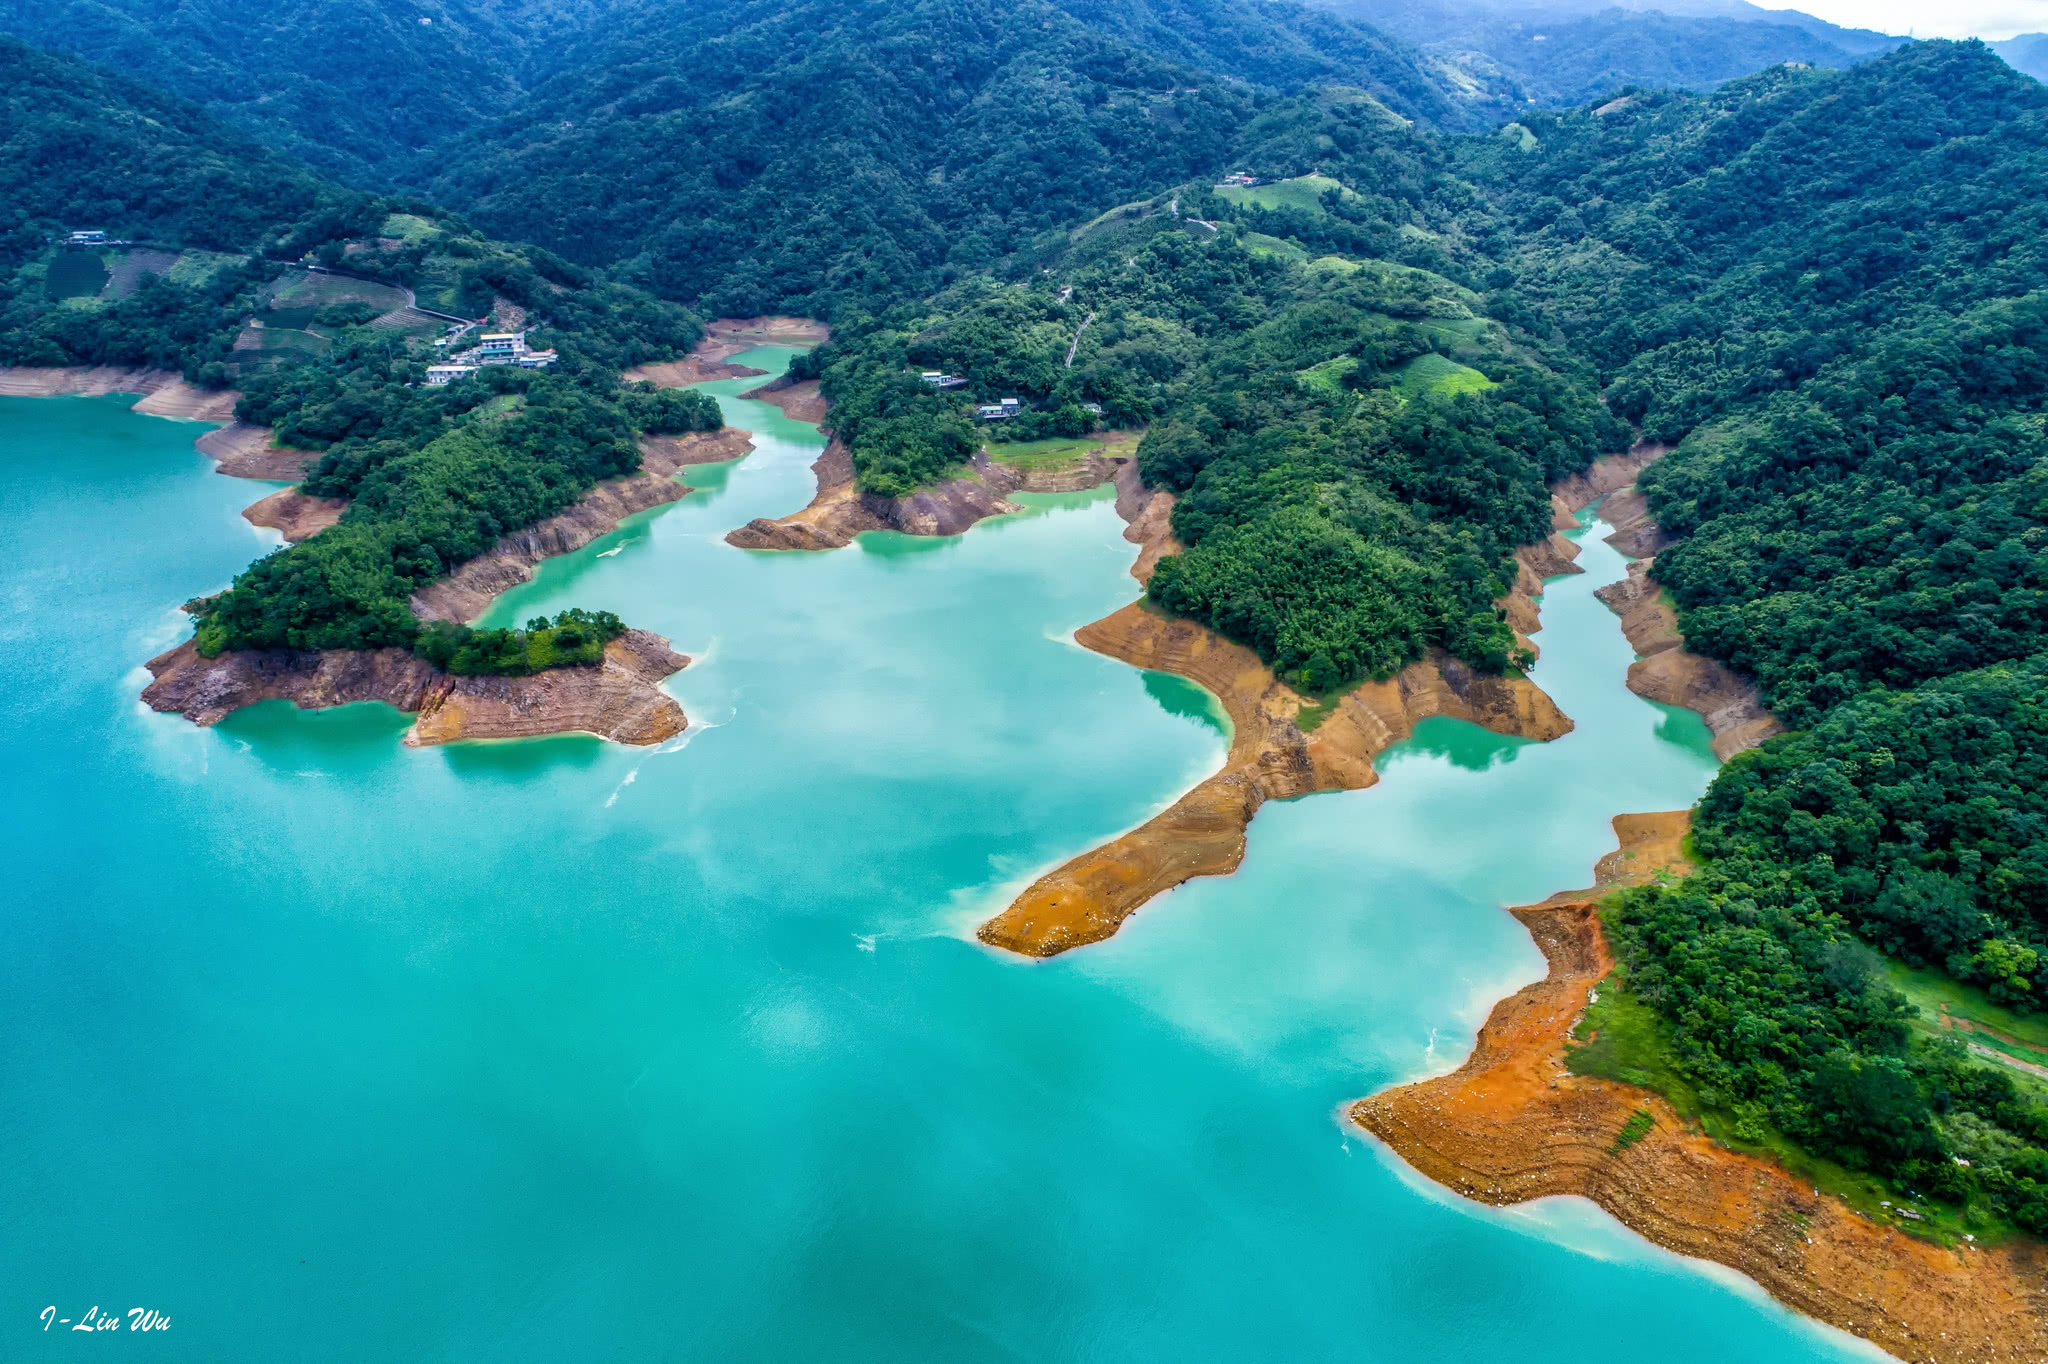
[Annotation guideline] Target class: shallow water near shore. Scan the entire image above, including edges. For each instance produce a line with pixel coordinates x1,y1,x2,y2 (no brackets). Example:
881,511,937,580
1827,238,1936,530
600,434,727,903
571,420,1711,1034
3,362,1887,1361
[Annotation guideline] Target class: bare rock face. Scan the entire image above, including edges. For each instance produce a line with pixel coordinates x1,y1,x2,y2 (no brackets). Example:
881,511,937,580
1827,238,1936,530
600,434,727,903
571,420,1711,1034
411,428,754,622
141,630,689,746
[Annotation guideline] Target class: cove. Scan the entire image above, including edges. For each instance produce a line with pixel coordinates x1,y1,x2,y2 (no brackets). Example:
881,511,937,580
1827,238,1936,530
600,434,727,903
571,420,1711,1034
1,363,1887,1361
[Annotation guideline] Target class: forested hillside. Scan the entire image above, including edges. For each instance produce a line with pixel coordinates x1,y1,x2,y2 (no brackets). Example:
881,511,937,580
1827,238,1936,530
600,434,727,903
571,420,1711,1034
6,3,2048,1247
0,0,614,184
1,40,709,677
1459,42,2048,1235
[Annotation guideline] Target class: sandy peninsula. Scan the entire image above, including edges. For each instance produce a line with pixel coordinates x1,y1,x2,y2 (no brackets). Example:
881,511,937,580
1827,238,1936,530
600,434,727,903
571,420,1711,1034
1350,814,2048,1364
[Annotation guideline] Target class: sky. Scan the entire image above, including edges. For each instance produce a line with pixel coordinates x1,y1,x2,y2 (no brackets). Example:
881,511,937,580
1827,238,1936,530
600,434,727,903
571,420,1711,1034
1753,0,2046,39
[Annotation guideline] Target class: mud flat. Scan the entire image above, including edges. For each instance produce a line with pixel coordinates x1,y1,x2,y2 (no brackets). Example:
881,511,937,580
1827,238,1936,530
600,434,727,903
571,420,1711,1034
412,427,754,622
1559,444,1782,759
976,468,1575,957
142,629,688,746
1350,816,2048,1364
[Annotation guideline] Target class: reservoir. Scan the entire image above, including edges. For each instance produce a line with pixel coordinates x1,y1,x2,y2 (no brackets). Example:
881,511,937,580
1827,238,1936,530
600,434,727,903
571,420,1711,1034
1,357,1885,1360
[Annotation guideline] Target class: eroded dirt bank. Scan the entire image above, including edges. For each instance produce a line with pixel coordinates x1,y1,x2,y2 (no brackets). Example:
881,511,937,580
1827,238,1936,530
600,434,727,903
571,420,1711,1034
976,467,1575,957
624,317,829,389
242,486,347,542
1559,445,1782,759
0,365,239,421
726,439,1125,551
412,427,754,622
1350,817,2048,1364
142,629,688,746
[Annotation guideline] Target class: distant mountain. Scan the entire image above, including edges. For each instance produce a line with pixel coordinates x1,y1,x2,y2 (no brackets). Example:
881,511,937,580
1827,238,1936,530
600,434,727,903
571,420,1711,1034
1047,0,1516,124
1313,0,1905,106
0,0,620,184
1994,33,2048,83
418,0,1513,316
0,35,338,270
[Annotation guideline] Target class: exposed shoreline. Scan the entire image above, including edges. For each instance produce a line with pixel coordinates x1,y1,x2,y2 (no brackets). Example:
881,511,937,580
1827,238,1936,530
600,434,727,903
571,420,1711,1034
0,365,239,422
623,316,831,388
1350,816,2048,1364
974,462,1577,957
5,357,757,743
410,426,754,622
141,628,690,747
1559,444,1782,759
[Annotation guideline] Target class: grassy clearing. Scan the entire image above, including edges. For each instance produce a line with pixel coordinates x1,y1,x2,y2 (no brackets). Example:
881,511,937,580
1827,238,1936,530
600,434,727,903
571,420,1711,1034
1569,966,2008,1244
46,249,109,300
263,271,408,315
1296,354,1359,395
1395,353,1496,399
1305,255,1362,277
102,248,179,300
1885,961,2048,1081
167,250,245,288
1216,173,1357,217
1242,231,1309,263
379,212,438,244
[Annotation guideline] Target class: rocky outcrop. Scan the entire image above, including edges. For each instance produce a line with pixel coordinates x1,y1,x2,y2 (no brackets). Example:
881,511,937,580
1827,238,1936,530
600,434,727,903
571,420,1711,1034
411,427,754,622
241,486,347,542
142,629,688,745
1351,817,2048,1364
1561,446,1783,759
405,630,689,745
726,442,1044,550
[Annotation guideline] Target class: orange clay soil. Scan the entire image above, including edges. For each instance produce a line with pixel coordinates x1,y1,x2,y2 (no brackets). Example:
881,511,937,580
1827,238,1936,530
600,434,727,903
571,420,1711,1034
1560,444,1784,760
975,466,1578,957
1351,815,2048,1364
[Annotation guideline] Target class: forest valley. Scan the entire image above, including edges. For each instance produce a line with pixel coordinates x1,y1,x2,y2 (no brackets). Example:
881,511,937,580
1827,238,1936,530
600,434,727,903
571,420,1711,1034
3,14,2047,1239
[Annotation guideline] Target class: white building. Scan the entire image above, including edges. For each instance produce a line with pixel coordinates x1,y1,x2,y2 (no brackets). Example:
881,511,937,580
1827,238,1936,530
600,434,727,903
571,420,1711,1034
476,331,528,364
425,364,479,386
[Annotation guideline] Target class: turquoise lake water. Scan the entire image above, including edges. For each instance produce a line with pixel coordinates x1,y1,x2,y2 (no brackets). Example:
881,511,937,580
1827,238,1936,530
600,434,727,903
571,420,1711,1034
2,356,1888,1360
